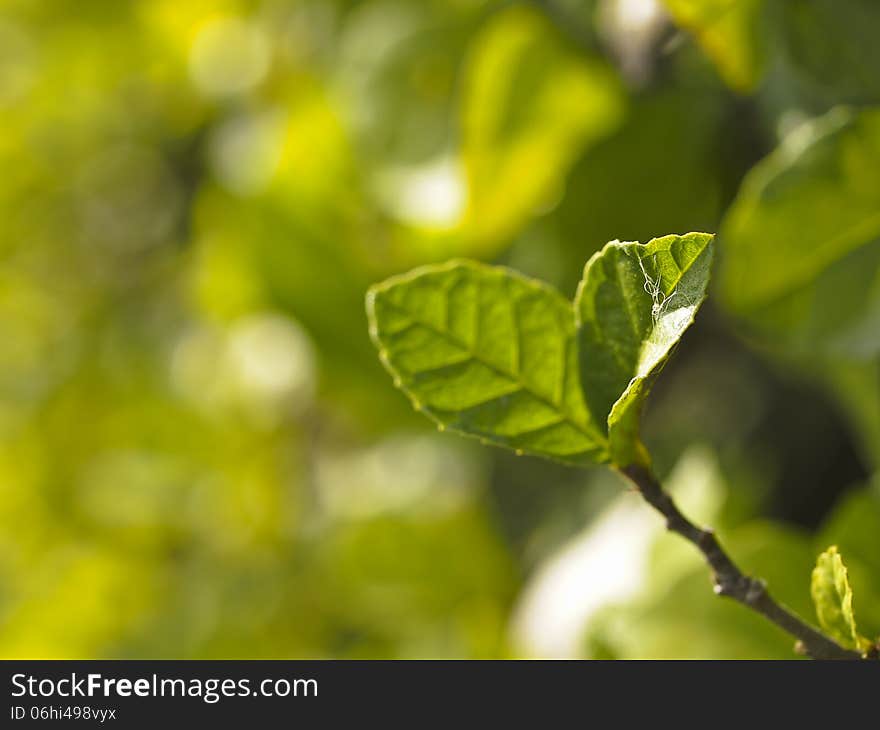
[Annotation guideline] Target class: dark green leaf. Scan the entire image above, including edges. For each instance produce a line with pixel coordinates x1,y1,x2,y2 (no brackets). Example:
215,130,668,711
780,0,880,103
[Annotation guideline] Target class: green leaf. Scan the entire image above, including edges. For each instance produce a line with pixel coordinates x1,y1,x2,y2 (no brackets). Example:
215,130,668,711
811,545,872,652
719,108,880,358
366,261,609,466
575,233,714,467
367,234,713,469
661,0,768,91
460,5,624,249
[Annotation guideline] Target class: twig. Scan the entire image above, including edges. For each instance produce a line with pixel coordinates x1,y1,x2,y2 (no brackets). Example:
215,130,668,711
620,463,863,660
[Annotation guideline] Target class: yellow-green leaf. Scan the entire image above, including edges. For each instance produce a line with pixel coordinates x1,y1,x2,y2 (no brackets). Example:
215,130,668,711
367,261,609,466
811,545,872,652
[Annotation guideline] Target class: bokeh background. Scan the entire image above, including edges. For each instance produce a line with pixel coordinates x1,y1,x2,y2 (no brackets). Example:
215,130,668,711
2,0,879,658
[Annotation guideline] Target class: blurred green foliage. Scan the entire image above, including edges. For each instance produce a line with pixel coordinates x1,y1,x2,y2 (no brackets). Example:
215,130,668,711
1,0,878,658
661,0,767,91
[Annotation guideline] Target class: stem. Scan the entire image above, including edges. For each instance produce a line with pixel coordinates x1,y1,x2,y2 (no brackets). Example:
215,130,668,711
620,463,862,660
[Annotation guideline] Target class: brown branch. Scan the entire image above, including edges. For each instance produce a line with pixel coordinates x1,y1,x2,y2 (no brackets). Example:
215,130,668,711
620,463,863,660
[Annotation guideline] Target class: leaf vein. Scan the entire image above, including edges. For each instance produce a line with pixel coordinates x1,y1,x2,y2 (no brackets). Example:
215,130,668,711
380,299,598,443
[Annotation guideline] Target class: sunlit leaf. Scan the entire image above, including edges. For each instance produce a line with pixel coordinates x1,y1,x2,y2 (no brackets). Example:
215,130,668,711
367,260,609,466
719,108,880,358
811,545,871,652
575,234,714,467
661,0,767,91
